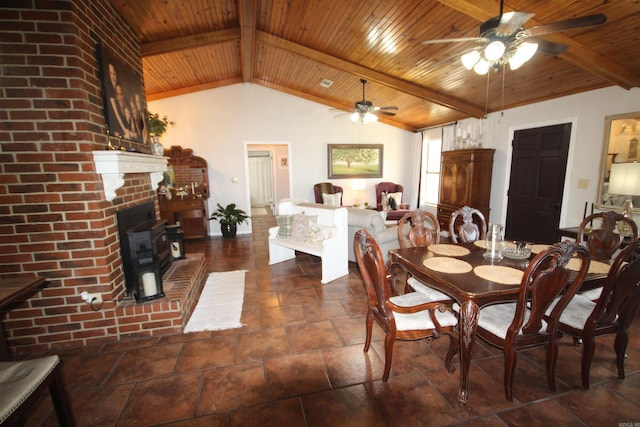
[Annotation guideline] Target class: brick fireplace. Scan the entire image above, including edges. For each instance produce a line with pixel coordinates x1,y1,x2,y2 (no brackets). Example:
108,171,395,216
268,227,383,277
0,1,207,355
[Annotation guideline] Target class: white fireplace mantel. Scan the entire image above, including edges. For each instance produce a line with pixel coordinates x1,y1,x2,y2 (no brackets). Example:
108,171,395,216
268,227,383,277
93,151,168,201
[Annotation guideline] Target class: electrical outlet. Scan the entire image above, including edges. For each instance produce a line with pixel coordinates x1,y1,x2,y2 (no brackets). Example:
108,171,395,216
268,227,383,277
577,178,589,189
81,292,102,304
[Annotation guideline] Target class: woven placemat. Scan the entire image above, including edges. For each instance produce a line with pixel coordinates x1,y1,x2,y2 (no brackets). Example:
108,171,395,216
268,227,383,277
473,265,523,285
566,258,611,275
530,244,551,254
474,240,516,249
428,244,470,257
423,257,473,274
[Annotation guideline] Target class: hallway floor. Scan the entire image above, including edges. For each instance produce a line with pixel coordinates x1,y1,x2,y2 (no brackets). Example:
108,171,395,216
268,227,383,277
24,213,640,426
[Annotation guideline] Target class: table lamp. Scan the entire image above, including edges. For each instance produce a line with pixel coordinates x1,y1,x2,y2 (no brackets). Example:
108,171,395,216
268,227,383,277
352,179,365,207
608,162,640,236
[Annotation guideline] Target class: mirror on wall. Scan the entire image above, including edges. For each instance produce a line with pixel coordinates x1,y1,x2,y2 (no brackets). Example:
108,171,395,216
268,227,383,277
597,112,640,211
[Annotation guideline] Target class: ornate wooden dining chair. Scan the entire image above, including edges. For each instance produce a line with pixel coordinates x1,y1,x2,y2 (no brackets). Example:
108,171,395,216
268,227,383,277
398,209,441,249
354,229,458,381
396,210,451,302
577,211,638,262
473,241,590,401
449,206,487,244
554,238,640,389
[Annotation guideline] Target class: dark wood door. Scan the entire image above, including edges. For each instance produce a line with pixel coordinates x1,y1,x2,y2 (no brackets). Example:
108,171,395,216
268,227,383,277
505,123,571,244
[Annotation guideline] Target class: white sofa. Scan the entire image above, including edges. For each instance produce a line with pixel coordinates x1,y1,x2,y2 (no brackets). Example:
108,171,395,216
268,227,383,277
269,201,348,284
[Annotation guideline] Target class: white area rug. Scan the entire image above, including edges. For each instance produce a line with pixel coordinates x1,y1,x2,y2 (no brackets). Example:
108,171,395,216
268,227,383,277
184,270,247,332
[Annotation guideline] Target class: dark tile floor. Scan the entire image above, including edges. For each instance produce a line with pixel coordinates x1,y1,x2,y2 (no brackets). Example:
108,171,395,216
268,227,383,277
25,213,640,426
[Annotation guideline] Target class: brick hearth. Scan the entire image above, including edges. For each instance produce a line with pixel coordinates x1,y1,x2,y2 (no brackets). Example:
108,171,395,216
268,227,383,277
114,253,208,337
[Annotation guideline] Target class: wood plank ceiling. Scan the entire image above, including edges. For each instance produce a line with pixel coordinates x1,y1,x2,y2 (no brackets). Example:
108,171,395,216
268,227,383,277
110,0,640,132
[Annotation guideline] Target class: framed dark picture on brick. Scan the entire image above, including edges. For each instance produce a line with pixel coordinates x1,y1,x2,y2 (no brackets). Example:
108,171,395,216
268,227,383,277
96,43,148,144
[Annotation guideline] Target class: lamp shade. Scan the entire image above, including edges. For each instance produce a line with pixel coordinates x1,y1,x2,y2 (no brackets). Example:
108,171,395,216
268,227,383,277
608,162,640,196
352,179,365,191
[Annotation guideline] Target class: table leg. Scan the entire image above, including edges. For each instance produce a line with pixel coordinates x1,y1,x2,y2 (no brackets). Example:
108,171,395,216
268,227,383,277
0,319,10,360
457,299,479,404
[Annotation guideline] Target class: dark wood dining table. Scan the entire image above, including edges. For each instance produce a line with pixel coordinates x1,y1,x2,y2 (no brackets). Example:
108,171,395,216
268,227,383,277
0,276,47,360
388,241,606,404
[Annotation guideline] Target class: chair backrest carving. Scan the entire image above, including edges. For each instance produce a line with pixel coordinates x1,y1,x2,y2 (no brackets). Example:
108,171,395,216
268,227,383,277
589,238,640,327
449,206,487,243
354,229,394,319
398,210,441,249
577,211,638,261
520,242,590,337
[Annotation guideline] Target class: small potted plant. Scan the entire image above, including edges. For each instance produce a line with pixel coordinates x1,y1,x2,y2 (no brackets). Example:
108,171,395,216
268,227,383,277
208,203,250,239
146,111,174,155
146,111,174,138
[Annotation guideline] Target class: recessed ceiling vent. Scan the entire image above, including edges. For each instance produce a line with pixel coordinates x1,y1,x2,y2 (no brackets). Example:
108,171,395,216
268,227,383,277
319,79,334,88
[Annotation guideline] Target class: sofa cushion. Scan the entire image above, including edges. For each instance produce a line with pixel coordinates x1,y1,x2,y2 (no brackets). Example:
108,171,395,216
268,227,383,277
291,213,317,241
322,192,342,206
306,223,336,244
388,192,402,210
276,215,293,238
347,207,385,232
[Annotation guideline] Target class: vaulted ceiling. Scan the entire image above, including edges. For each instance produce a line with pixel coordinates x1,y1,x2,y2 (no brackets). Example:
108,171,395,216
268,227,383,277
110,0,640,132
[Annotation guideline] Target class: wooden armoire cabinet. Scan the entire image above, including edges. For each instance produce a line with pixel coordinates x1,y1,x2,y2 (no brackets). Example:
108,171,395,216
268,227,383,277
158,146,209,240
437,148,495,229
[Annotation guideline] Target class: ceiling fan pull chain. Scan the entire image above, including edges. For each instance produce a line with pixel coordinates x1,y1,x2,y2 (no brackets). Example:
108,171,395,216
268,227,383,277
484,72,490,118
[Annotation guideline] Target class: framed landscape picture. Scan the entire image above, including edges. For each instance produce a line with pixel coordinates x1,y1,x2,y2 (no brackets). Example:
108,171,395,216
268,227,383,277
328,144,383,178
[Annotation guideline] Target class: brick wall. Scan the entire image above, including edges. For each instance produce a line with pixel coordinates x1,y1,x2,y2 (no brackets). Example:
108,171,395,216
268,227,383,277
0,1,179,354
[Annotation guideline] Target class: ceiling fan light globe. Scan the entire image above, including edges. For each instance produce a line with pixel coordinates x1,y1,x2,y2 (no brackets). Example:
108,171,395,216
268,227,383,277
484,41,506,61
518,41,538,62
509,42,538,70
473,59,490,75
350,112,360,123
363,112,378,124
461,50,480,70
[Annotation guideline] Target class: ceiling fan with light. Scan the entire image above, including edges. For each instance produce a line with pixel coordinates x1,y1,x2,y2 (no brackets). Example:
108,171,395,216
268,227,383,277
333,79,398,123
421,0,607,75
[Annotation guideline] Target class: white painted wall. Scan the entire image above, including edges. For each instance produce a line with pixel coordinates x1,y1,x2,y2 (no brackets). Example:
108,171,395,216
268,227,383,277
151,83,639,236
150,83,415,236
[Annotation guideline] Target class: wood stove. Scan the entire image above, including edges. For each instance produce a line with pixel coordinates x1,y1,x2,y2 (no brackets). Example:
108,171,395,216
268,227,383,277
117,201,171,302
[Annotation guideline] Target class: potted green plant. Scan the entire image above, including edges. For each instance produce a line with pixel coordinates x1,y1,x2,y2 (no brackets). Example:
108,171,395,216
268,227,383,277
146,111,173,138
209,203,250,239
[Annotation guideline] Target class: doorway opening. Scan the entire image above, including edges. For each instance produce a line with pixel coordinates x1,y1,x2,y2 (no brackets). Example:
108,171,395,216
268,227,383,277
245,143,291,217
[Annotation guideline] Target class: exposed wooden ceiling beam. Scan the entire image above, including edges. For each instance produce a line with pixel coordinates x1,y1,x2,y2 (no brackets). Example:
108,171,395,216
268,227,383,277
141,26,486,118
437,0,640,89
238,0,257,83
258,31,486,118
140,28,241,57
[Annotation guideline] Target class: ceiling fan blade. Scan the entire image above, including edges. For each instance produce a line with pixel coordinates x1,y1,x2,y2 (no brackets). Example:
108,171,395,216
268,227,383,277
376,111,396,117
374,106,399,111
524,14,607,38
421,37,484,45
529,37,568,55
496,11,534,36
